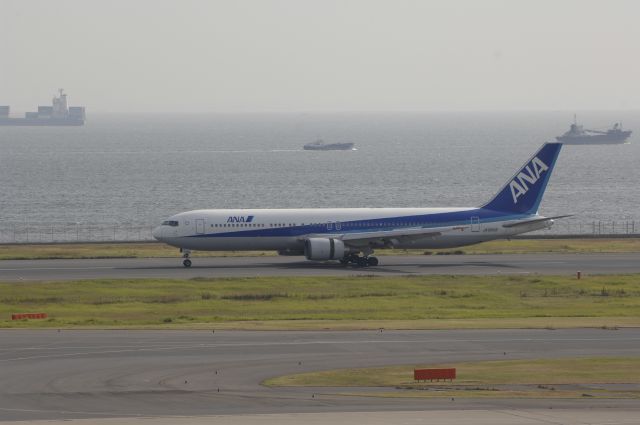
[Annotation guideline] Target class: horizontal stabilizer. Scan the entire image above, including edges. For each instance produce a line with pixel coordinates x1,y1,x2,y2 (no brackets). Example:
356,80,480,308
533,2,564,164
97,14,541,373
502,214,573,228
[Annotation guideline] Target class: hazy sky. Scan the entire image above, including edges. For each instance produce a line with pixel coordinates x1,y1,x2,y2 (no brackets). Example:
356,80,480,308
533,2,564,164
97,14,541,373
2,0,639,112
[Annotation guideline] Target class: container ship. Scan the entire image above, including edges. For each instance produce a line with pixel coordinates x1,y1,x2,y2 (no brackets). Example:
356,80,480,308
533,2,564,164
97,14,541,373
0,89,85,126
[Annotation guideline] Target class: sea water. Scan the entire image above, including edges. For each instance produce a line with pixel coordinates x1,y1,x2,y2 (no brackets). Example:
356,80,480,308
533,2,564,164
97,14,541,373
1,112,638,235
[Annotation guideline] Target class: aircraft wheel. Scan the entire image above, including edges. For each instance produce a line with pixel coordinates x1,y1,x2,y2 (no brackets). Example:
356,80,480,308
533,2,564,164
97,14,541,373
339,258,349,265
183,259,192,268
355,257,368,267
367,256,379,266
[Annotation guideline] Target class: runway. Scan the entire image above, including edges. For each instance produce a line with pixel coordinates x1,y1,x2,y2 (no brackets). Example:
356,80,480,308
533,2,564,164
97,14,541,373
1,253,640,281
2,256,640,423
1,328,639,422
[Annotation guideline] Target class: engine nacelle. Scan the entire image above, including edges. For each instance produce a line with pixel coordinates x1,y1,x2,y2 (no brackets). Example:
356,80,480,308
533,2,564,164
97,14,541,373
304,238,346,261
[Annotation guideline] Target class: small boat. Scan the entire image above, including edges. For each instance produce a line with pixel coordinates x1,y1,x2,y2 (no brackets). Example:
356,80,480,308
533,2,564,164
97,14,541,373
303,139,355,151
556,116,631,144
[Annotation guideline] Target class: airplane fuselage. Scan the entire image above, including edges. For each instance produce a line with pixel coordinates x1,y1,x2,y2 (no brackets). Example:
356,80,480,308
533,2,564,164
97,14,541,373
153,207,550,252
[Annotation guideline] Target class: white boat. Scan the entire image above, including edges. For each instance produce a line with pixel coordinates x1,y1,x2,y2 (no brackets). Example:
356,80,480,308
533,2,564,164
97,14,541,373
303,139,355,150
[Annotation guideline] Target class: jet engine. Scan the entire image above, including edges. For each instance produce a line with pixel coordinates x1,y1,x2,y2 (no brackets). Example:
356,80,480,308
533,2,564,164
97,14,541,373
304,238,346,261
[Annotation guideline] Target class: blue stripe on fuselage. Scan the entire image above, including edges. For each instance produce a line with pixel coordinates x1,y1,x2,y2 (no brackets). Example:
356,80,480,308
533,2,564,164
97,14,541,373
189,209,530,238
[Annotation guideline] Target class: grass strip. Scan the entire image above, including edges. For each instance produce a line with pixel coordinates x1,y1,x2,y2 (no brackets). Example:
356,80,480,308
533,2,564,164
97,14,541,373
1,238,640,260
264,357,640,399
2,274,640,329
265,357,640,386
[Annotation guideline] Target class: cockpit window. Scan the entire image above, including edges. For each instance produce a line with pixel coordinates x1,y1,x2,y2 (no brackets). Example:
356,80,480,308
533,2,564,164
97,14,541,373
162,220,179,227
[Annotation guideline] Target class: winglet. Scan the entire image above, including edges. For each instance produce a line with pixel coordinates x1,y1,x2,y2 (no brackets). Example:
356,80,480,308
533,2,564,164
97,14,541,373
481,142,563,214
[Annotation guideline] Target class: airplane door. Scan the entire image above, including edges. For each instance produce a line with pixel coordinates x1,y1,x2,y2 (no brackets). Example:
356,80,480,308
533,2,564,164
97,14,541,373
471,216,480,232
196,219,205,234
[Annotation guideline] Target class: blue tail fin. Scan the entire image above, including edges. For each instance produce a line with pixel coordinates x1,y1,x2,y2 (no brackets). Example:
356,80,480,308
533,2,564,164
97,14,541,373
481,142,563,214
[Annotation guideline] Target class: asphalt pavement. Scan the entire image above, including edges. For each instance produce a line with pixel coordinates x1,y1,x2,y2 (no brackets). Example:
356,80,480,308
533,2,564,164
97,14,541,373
1,253,639,281
1,329,639,422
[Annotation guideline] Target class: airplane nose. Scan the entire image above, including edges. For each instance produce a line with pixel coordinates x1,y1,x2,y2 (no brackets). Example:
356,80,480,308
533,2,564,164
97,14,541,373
152,226,164,241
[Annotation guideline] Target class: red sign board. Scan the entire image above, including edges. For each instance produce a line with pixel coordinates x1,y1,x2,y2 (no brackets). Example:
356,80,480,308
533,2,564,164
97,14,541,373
414,368,456,381
11,313,48,320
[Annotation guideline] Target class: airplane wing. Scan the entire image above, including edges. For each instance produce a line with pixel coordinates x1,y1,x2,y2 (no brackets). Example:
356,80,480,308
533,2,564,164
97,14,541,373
501,215,573,228
335,225,455,249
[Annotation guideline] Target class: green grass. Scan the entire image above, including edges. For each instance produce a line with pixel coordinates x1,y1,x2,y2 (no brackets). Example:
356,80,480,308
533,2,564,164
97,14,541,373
265,357,640,387
1,238,640,260
264,357,640,399
2,274,640,328
418,237,640,255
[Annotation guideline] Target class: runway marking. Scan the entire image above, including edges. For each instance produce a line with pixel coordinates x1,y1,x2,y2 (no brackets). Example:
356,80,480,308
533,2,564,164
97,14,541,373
2,336,639,362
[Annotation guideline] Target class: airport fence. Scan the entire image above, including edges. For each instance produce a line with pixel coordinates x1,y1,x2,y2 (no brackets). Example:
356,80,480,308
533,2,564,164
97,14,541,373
0,223,156,244
0,220,638,244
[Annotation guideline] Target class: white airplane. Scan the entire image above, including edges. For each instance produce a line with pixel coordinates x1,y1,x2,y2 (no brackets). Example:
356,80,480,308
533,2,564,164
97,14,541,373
153,142,570,267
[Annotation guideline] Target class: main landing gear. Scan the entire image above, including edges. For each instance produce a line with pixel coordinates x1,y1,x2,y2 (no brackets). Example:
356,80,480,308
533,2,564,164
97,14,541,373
340,253,379,267
181,248,192,268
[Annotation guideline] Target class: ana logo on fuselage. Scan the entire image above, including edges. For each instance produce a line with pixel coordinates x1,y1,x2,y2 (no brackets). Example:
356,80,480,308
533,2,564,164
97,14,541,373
227,215,255,223
509,157,549,204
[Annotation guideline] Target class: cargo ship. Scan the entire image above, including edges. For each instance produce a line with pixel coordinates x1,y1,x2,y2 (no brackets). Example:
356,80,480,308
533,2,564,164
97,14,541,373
0,89,85,126
303,139,355,150
556,116,631,144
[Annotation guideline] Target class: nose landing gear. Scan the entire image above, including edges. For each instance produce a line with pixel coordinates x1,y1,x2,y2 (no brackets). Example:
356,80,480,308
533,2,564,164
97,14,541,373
181,249,192,268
